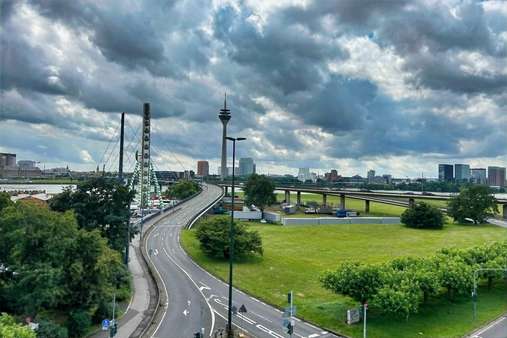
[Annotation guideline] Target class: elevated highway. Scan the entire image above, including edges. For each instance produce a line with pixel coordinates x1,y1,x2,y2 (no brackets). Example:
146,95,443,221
218,184,507,218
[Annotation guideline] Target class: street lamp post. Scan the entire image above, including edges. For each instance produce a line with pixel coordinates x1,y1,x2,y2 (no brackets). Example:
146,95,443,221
225,136,246,338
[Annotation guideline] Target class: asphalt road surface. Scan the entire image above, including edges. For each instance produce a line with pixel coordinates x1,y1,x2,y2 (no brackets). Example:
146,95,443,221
470,315,507,338
146,183,340,338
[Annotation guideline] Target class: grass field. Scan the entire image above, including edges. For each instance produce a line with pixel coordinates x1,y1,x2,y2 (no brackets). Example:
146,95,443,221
181,221,507,338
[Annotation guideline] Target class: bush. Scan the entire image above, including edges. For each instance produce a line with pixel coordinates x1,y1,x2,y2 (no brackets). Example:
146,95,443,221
36,319,68,338
195,216,263,259
401,202,444,229
66,310,91,338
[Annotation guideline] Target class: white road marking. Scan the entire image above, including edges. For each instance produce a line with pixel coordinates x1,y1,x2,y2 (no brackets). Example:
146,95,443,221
309,334,320,338
187,300,191,306
250,310,273,323
183,309,190,316
162,247,216,337
199,285,211,291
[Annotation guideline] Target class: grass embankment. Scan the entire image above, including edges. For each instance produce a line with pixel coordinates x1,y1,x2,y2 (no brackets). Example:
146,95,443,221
181,220,507,338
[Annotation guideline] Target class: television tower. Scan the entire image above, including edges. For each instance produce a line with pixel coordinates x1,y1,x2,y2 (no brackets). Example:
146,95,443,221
219,93,231,180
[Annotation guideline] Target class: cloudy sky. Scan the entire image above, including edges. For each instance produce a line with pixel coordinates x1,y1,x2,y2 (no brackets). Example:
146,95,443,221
1,0,506,177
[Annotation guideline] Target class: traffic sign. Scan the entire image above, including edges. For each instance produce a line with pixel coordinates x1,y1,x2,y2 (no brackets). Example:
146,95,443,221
102,319,110,331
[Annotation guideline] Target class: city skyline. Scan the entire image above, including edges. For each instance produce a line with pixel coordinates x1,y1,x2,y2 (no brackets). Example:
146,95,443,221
1,1,506,178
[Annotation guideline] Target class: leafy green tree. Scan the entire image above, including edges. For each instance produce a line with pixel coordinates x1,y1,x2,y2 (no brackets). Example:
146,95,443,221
320,262,383,304
66,310,91,338
195,216,263,259
448,185,498,224
434,256,474,299
49,177,135,252
401,202,444,229
389,257,440,303
0,203,129,331
0,192,13,213
243,174,276,216
164,180,200,199
371,281,420,320
35,318,68,338
0,313,35,338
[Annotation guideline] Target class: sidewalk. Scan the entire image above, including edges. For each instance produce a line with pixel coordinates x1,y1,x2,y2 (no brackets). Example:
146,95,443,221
90,235,150,338
487,217,507,228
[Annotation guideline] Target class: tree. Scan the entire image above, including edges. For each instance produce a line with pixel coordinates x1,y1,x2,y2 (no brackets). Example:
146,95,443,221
448,185,498,224
320,262,383,304
371,282,420,320
66,310,91,338
49,177,135,252
0,192,13,213
434,256,474,299
164,180,200,200
0,203,129,331
0,313,35,338
243,174,276,217
35,318,68,338
195,216,263,259
401,202,444,229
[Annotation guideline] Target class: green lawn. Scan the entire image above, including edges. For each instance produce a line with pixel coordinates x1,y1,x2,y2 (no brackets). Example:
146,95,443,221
181,221,507,338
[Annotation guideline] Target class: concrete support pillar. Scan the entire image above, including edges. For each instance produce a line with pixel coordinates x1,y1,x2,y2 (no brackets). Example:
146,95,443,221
365,200,370,213
296,191,301,206
323,194,327,206
340,194,346,210
285,190,290,204
409,198,415,208
503,204,507,220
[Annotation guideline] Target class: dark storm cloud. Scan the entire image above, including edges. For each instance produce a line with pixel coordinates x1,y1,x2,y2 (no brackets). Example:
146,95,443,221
213,5,347,95
1,0,506,170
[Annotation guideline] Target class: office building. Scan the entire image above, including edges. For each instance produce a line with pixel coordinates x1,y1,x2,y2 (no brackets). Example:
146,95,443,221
454,164,470,182
367,169,375,183
438,164,454,181
470,168,487,184
196,161,209,177
18,160,36,169
488,166,506,187
239,158,256,176
325,169,340,182
0,153,16,168
297,168,311,182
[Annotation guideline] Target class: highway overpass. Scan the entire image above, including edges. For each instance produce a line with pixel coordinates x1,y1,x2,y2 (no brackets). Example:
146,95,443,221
218,184,507,219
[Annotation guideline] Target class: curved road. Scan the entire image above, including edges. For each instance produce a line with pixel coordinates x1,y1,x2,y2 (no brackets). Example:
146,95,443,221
146,184,339,338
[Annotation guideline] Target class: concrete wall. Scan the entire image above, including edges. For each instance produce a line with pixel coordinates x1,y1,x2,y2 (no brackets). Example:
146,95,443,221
264,211,281,223
282,216,401,226
233,210,262,220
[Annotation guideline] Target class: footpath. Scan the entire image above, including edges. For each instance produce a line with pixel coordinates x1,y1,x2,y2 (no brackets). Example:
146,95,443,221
89,234,152,338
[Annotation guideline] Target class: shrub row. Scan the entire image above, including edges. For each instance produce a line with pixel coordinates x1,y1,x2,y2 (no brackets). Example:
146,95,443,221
320,241,507,319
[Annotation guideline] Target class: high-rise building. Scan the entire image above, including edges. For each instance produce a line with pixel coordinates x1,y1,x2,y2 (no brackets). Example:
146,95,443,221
297,168,311,182
196,161,209,177
470,168,487,184
488,166,506,187
367,169,375,183
218,94,231,180
454,164,470,182
325,169,339,182
0,153,16,168
438,164,454,181
239,158,255,176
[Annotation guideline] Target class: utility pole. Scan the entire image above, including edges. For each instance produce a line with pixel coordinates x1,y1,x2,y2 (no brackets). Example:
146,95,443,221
119,112,125,183
363,302,367,338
